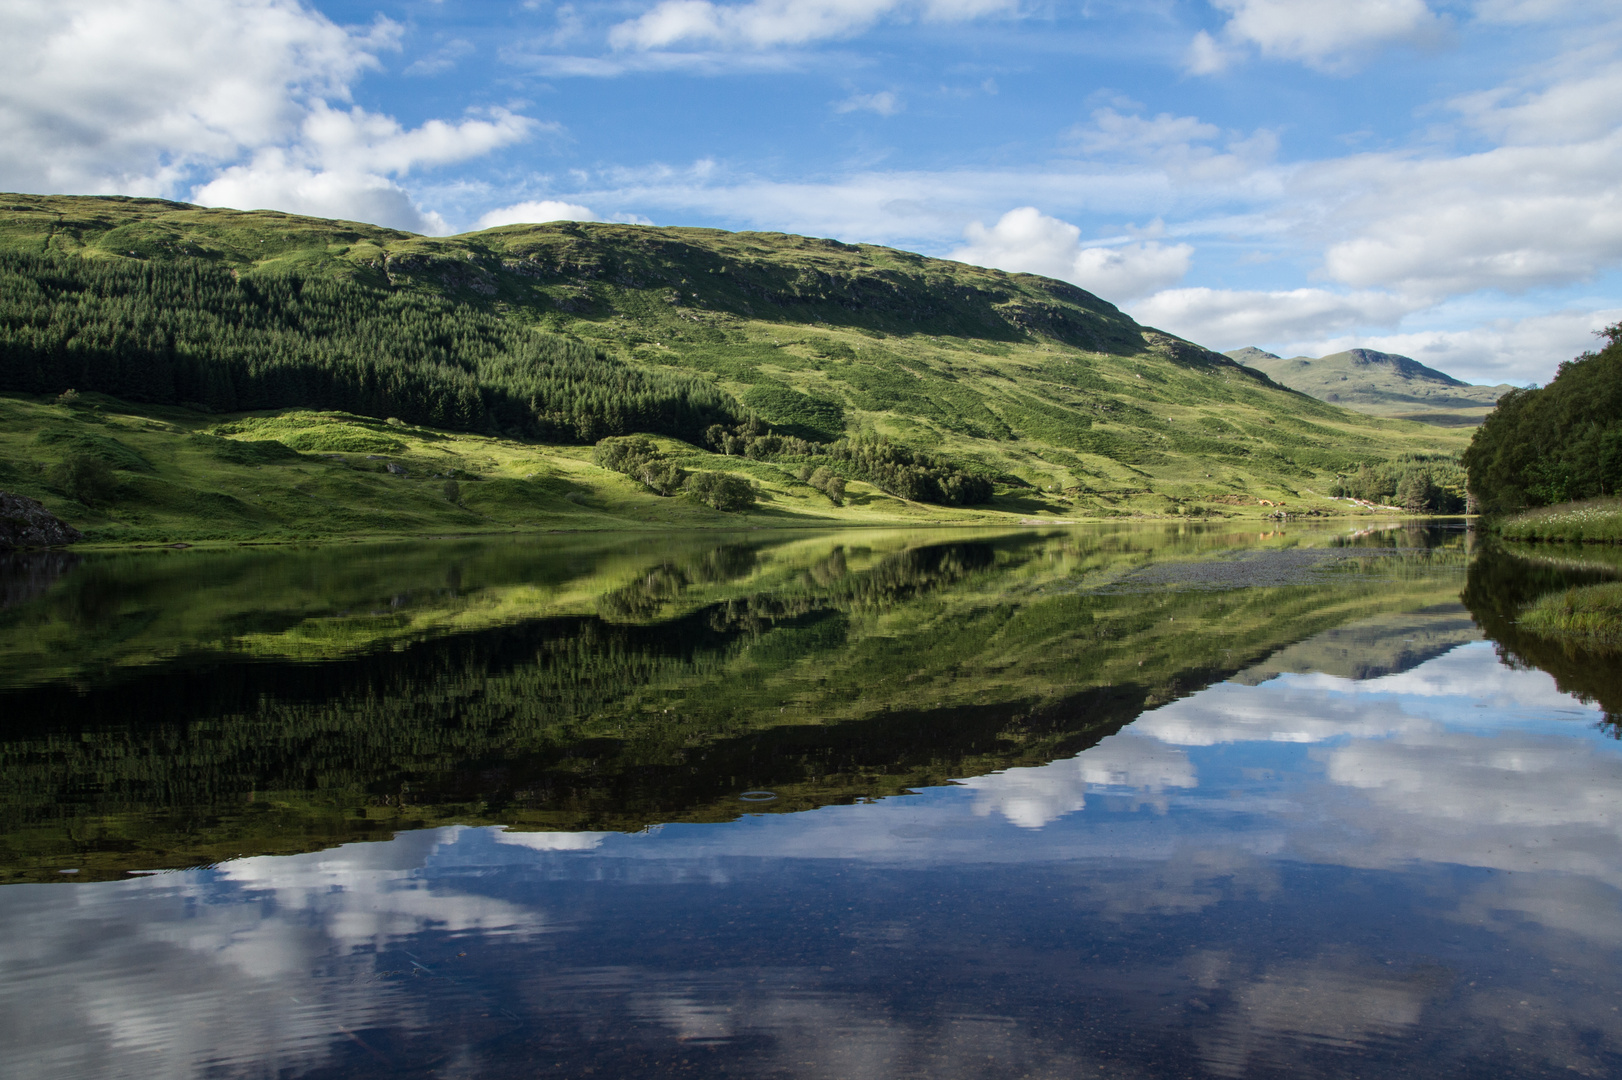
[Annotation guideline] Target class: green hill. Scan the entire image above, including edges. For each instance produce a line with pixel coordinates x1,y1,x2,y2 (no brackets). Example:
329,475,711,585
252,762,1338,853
1226,345,1513,426
0,193,1470,541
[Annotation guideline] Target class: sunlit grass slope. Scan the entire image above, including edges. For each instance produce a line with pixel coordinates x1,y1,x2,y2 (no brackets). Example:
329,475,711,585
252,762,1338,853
0,193,1469,532
0,392,1047,544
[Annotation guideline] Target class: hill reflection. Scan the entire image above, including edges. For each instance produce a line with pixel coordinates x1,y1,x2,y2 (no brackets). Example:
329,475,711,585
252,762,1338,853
0,524,1472,880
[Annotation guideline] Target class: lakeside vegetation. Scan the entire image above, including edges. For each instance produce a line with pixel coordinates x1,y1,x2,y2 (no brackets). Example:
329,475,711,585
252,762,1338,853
1519,583,1622,648
1464,323,1622,513
1496,497,1622,544
0,194,1471,540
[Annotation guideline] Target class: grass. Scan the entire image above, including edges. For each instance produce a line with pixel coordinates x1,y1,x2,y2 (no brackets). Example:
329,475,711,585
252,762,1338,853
0,389,1445,545
1519,582,1622,646
0,193,1474,542
1498,498,1622,544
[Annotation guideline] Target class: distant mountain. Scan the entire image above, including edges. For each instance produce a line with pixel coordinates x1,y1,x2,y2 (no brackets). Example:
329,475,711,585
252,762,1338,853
1226,346,1515,426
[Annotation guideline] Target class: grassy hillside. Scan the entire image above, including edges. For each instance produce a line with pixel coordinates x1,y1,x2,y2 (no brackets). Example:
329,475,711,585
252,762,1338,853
0,392,1047,544
0,194,1472,539
1227,346,1512,426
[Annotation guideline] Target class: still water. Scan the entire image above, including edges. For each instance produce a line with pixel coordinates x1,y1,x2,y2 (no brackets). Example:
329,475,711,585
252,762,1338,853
1,524,1619,1078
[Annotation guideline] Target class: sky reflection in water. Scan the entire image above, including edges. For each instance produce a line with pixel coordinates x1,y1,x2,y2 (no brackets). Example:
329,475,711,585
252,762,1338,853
3,640,1620,1079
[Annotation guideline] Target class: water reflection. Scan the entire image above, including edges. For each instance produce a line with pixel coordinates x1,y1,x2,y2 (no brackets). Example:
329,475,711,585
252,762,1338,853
3,524,1622,1078
3,642,1618,1078
0,524,1474,880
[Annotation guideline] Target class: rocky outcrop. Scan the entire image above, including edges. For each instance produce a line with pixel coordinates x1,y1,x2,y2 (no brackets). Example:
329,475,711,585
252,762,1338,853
0,492,82,549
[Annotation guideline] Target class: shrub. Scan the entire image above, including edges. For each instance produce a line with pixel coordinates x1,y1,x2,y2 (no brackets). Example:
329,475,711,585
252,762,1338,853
49,452,116,506
592,436,659,474
594,436,686,496
685,471,756,512
636,459,688,496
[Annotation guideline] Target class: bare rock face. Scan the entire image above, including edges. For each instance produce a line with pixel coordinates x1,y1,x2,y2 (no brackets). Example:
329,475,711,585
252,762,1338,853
0,492,82,549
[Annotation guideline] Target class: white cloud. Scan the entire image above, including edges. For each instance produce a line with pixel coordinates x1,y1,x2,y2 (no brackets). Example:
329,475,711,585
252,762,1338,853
1074,107,1221,157
193,151,453,232
0,0,537,234
952,207,1193,301
1199,0,1446,74
608,0,1017,52
1186,29,1237,74
299,103,536,175
193,104,535,233
474,199,600,230
1312,138,1622,297
0,0,375,196
835,91,903,116
1129,286,1417,350
1453,60,1622,145
1067,107,1281,184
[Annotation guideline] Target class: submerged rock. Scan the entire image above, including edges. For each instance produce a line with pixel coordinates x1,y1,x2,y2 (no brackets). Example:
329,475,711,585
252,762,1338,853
0,492,83,549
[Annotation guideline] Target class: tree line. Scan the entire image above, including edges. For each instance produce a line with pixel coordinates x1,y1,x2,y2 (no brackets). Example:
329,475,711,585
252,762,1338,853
0,252,737,443
1328,454,1467,512
1464,324,1622,512
701,419,994,506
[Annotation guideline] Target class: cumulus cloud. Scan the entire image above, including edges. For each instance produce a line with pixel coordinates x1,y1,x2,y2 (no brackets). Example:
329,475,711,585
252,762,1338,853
608,0,1017,52
1312,137,1622,297
952,207,1193,302
1186,29,1238,75
474,199,600,230
193,152,453,231
0,0,373,195
0,0,537,233
1195,0,1446,74
1129,286,1416,350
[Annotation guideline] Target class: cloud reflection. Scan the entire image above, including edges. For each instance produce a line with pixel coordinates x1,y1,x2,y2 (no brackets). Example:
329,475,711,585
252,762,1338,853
961,730,1197,828
0,827,546,1079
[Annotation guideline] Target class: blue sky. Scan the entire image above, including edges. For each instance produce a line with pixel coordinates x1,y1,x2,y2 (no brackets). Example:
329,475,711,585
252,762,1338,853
4,1,1620,382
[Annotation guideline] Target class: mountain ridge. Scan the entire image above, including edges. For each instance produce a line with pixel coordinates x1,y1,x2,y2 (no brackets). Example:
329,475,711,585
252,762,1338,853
1226,345,1513,425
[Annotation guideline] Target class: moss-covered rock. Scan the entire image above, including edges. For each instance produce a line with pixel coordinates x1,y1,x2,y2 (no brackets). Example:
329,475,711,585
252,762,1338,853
0,491,82,549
